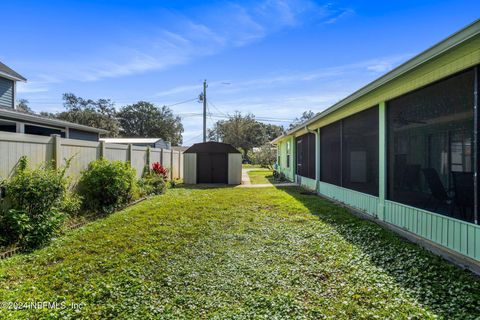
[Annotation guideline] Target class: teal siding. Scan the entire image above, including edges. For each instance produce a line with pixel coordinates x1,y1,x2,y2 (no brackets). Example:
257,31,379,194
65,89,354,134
385,200,480,260
0,77,13,109
319,182,379,217
298,175,316,190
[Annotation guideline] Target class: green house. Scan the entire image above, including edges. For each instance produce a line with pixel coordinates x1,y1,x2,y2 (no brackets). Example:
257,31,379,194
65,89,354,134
272,19,480,271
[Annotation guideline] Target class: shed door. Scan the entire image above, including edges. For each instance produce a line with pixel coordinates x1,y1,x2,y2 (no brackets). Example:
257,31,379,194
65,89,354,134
197,153,228,183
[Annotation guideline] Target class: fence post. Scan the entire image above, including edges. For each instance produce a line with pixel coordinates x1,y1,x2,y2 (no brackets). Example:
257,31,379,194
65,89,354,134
52,134,61,169
146,146,151,170
100,141,106,159
170,150,174,180
128,144,133,163
178,151,181,179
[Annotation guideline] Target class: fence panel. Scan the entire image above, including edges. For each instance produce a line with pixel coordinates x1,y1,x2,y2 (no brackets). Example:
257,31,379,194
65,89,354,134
150,148,161,166
172,151,180,179
179,152,184,179
131,146,147,178
162,149,172,174
61,138,100,178
105,144,128,162
0,133,182,182
0,132,53,179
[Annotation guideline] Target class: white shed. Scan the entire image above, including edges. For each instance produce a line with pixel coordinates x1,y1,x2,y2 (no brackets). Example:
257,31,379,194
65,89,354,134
183,142,242,184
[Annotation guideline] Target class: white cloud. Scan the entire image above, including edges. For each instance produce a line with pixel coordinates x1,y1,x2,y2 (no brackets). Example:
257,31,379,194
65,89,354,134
20,0,355,87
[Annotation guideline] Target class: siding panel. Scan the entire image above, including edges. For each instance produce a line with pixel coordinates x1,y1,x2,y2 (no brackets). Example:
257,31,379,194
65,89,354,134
385,200,480,261
319,181,379,217
0,77,13,108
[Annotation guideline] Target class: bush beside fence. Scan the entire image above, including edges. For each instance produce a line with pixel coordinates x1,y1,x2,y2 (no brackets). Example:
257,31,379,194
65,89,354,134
0,131,183,181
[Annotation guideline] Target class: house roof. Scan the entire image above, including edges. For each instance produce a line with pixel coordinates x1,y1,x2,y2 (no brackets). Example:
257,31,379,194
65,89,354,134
0,61,27,82
271,18,480,144
100,138,166,144
184,141,241,154
0,107,108,134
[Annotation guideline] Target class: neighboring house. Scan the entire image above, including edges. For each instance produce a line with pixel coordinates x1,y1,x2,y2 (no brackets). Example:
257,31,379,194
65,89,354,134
172,146,188,153
0,61,107,141
272,20,480,271
100,138,171,149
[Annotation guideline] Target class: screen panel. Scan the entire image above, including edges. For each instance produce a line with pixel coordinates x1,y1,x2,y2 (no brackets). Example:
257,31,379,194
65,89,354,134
387,68,475,223
320,121,341,186
296,133,316,179
342,106,379,196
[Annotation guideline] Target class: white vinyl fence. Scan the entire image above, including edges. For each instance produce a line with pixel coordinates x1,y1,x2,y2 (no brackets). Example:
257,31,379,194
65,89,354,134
0,132,183,181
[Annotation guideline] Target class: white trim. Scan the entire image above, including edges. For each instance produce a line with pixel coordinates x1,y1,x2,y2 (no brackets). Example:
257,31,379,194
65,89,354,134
0,71,25,82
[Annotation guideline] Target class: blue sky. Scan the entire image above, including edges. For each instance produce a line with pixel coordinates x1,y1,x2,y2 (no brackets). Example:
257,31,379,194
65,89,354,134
1,0,479,144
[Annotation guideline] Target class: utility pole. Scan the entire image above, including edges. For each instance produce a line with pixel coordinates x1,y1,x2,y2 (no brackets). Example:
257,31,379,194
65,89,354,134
202,79,207,142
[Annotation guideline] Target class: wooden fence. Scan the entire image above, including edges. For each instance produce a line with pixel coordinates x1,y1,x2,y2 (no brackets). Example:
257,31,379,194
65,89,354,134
0,132,183,181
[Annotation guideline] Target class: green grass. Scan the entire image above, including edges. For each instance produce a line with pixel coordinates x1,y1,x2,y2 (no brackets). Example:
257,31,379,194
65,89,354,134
1,186,479,319
247,169,274,184
241,164,262,169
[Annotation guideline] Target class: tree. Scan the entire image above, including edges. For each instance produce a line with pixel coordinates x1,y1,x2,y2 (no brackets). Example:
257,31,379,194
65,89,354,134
117,101,184,146
263,123,284,142
16,99,34,114
289,110,316,129
208,112,273,159
249,144,277,169
52,93,120,136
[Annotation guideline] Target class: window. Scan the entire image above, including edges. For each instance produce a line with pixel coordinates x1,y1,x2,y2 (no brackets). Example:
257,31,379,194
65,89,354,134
342,106,379,195
24,125,65,137
296,133,316,179
320,121,341,186
286,141,291,168
387,68,475,223
320,106,379,196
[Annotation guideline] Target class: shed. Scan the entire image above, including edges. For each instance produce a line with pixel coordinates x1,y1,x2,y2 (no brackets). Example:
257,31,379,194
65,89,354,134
183,142,242,184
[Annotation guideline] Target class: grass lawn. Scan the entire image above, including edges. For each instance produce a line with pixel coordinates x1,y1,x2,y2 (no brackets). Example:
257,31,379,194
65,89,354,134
1,186,479,319
247,168,274,184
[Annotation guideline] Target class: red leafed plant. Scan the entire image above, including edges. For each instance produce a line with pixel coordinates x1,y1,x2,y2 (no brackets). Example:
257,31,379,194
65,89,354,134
151,162,168,179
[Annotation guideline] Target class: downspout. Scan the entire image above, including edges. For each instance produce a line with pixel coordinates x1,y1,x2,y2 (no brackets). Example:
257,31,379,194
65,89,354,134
305,125,320,193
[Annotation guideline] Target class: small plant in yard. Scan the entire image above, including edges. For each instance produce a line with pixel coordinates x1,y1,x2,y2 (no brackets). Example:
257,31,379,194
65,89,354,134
151,162,168,180
0,156,69,250
78,159,137,214
138,162,168,196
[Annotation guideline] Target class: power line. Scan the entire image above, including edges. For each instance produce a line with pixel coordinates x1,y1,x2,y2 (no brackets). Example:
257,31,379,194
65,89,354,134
165,97,198,107
207,100,228,117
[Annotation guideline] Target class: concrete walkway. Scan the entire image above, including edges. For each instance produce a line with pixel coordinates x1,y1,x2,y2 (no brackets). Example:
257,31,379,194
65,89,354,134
238,168,296,188
236,182,297,188
241,168,252,185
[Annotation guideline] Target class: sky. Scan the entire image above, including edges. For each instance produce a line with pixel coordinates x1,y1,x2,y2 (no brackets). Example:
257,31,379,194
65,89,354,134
1,1,479,145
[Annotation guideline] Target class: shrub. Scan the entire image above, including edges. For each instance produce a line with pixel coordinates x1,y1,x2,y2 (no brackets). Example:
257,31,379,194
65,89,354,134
138,162,168,196
78,159,136,214
60,192,83,217
0,157,68,250
139,173,167,196
151,162,168,180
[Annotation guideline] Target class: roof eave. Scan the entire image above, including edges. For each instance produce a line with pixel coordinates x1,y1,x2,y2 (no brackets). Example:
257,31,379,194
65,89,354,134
0,108,108,134
0,71,27,82
279,18,480,138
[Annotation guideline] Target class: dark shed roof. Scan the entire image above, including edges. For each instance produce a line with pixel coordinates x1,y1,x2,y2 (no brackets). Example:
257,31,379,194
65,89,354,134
184,141,241,154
